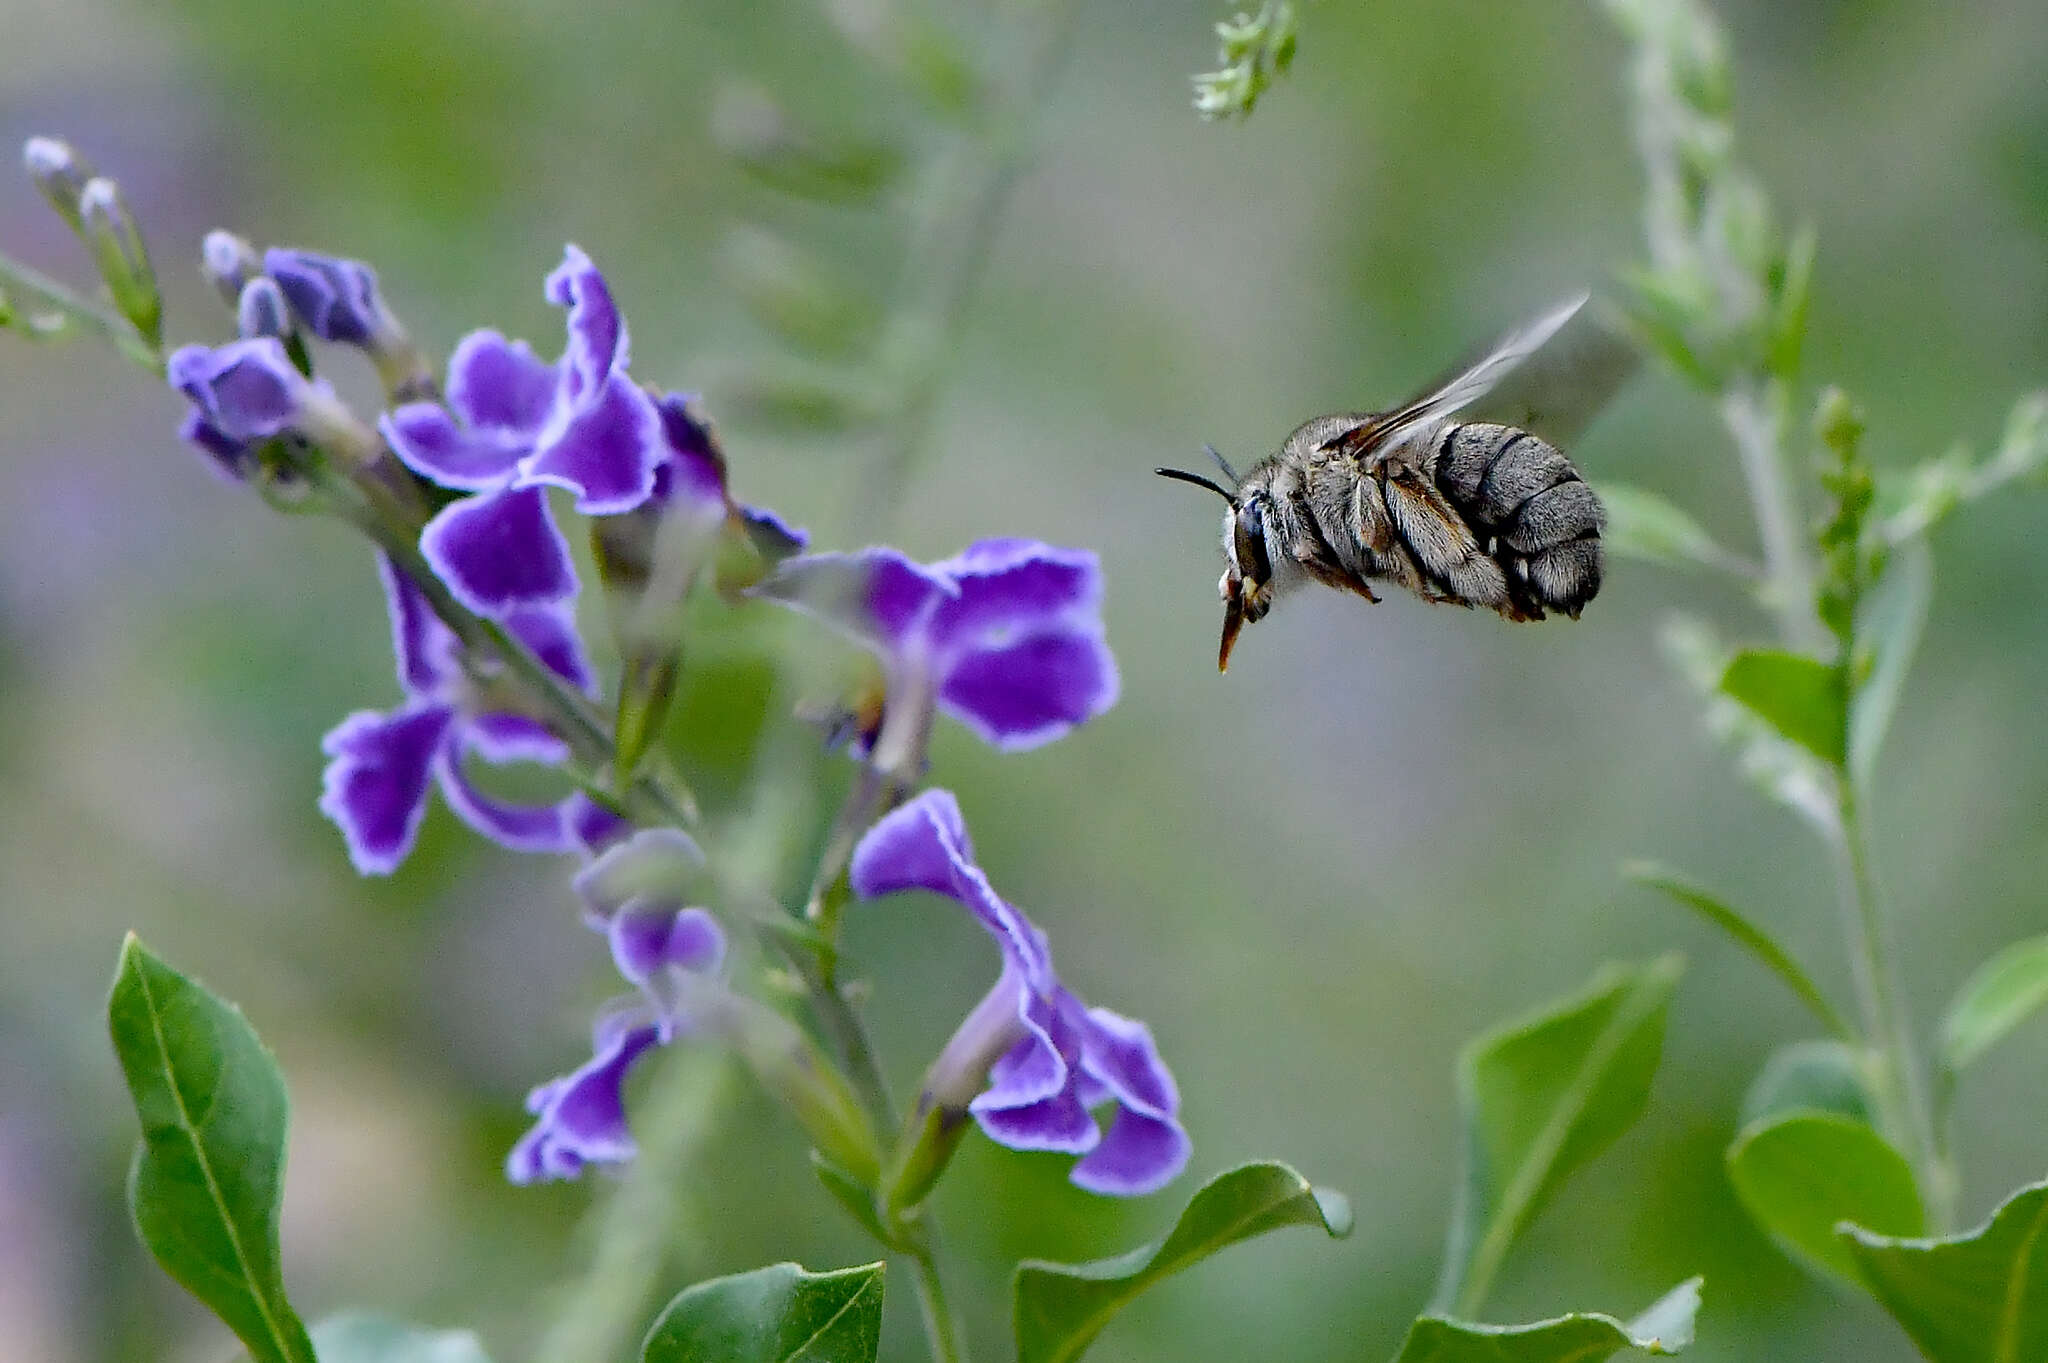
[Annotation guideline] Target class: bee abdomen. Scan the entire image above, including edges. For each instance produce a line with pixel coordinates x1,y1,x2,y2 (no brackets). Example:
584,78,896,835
1430,422,1604,619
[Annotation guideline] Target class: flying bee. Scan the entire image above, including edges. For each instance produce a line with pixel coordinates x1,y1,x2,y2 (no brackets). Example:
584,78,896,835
1159,293,1637,670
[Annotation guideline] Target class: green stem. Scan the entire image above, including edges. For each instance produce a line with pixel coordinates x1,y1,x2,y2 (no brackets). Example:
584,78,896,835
0,248,162,372
1834,778,1946,1229
905,1231,971,1363
1721,379,1824,652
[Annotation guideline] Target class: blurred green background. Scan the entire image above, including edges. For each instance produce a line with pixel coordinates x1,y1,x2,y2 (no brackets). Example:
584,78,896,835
4,0,2047,1360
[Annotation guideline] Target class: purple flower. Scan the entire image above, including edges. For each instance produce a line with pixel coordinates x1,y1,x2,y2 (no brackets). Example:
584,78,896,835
755,539,1118,775
265,249,389,347
380,245,669,617
319,554,596,873
167,337,354,480
850,789,1188,1196
509,829,726,1183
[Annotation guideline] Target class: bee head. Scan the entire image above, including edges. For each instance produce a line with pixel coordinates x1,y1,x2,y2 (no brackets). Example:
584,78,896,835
1155,448,1270,672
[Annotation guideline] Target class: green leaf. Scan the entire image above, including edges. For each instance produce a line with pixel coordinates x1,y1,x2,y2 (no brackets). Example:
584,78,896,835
809,1152,892,1248
1940,935,2048,1072
1842,1178,2048,1363
1718,649,1846,768
1436,956,1683,1316
1739,1040,1874,1128
309,1314,493,1363
1624,861,1849,1037
1850,540,1932,786
1013,1161,1352,1363
1725,1111,1924,1285
642,1262,884,1363
1394,1278,1702,1362
1595,485,1747,576
107,934,315,1363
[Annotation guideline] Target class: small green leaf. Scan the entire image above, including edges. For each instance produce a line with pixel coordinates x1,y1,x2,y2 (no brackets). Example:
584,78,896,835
809,1152,892,1249
642,1262,884,1363
106,934,315,1363
1718,648,1846,768
1842,1178,2048,1363
1850,540,1932,786
1624,861,1849,1038
1595,486,1748,577
1739,1040,1873,1128
1013,1161,1351,1363
1725,1111,1923,1285
309,1314,493,1363
1940,934,2048,1072
1436,957,1683,1316
1394,1278,1701,1362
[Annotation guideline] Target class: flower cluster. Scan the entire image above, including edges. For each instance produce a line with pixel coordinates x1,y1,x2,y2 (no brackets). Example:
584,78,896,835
161,235,1178,1201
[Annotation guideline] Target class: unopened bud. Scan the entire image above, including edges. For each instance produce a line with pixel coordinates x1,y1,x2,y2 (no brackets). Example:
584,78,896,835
202,230,262,308
77,177,162,346
23,136,93,234
235,276,293,340
1814,385,1864,455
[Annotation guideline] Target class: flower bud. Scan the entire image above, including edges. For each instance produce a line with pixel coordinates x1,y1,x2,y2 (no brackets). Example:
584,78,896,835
264,248,434,401
235,276,294,340
23,137,92,234
202,230,262,308
77,176,162,346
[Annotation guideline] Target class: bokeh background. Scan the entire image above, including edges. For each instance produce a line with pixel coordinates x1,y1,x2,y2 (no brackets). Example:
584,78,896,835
4,1,2048,1359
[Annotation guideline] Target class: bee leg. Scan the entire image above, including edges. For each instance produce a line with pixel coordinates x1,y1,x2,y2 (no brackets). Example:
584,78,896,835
1290,540,1378,602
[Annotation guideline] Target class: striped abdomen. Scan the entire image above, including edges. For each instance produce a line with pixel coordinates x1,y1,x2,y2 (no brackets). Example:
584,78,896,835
1428,422,1604,619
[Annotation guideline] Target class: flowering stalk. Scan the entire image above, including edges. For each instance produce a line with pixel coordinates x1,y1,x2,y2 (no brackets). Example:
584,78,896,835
1607,0,1943,1225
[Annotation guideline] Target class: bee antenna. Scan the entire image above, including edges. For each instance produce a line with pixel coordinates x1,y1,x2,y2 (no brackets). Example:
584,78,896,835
1155,467,1237,504
1203,442,1241,485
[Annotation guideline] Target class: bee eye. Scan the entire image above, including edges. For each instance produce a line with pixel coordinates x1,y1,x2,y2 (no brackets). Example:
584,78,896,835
1233,500,1271,584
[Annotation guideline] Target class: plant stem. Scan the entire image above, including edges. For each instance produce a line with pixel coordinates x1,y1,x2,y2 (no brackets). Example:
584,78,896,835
1721,380,1824,652
906,1231,972,1363
0,249,163,372
1833,778,1946,1229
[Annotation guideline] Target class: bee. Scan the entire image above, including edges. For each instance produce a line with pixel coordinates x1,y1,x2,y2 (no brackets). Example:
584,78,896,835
1159,294,1635,670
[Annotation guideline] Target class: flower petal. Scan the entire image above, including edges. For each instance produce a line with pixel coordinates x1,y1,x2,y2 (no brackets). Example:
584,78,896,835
974,988,1072,1112
566,794,631,857
606,903,727,1036
465,712,569,765
506,1009,662,1183
376,553,459,696
1068,1106,1190,1196
178,408,252,482
168,339,317,442
504,602,597,694
754,548,955,658
850,789,1056,989
972,1084,1100,1154
937,627,1120,751
544,243,626,408
849,787,974,898
318,702,457,875
520,373,665,514
381,401,527,490
433,726,576,855
419,485,577,617
927,539,1103,653
264,248,383,345
446,328,558,436
1078,1006,1180,1121
652,392,730,513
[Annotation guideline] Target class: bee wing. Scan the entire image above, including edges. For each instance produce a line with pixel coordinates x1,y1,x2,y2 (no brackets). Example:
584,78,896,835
1465,301,1639,447
1324,294,1595,457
